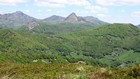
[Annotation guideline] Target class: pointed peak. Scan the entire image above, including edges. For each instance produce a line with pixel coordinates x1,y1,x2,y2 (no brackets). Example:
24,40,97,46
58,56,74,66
69,12,77,17
65,12,88,23
65,12,78,22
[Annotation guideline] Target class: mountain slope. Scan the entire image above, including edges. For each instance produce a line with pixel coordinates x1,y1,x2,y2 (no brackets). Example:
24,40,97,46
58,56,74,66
0,11,37,29
0,29,48,53
59,23,140,66
21,22,97,34
84,16,106,24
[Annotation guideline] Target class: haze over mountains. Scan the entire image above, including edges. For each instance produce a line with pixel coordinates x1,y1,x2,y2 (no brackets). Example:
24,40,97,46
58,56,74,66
0,11,106,30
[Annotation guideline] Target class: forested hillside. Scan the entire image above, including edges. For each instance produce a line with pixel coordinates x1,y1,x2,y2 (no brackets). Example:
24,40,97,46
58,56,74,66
18,22,98,34
0,23,140,67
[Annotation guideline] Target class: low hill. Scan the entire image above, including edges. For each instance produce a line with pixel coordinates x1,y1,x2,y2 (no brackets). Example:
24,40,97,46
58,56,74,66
0,29,48,53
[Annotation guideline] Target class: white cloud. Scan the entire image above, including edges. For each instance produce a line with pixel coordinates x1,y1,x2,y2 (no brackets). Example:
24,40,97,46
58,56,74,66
35,0,66,7
97,14,110,18
131,11,140,18
46,9,52,12
0,11,4,14
35,0,90,7
37,9,42,13
35,0,108,13
69,0,90,6
0,0,28,5
93,0,140,6
25,9,30,13
121,10,125,13
86,5,108,13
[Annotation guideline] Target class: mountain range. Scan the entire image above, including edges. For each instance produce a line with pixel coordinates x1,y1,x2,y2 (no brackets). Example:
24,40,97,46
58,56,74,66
0,11,106,30
0,11,140,68
42,12,106,24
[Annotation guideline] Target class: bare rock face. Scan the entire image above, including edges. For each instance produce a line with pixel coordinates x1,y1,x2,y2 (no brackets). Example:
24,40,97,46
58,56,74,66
65,12,79,22
65,12,86,23
28,21,39,30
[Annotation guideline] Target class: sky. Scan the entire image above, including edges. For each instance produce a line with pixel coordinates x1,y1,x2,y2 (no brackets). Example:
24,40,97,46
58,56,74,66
0,0,140,25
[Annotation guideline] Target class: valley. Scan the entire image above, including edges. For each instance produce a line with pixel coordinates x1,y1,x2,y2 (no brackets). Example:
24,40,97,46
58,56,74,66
0,11,140,79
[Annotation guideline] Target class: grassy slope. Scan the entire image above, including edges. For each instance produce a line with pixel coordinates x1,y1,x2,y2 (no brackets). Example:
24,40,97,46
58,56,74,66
0,63,140,79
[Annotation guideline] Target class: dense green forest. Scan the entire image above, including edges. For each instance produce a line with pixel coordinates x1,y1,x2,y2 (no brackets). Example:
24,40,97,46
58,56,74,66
18,22,98,34
0,23,140,67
